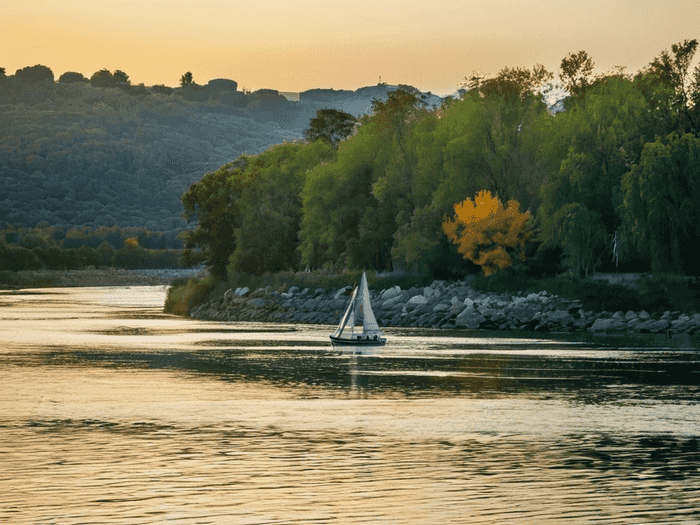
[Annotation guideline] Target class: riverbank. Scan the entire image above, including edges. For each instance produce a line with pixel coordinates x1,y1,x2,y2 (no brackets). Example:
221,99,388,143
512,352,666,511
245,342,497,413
187,275,700,344
0,268,203,289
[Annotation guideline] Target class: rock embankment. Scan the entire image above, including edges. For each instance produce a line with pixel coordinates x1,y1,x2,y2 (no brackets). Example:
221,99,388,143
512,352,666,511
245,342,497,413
190,279,700,338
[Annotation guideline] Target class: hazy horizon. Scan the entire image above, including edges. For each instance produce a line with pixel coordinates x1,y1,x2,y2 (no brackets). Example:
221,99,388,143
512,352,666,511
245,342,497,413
2,0,699,95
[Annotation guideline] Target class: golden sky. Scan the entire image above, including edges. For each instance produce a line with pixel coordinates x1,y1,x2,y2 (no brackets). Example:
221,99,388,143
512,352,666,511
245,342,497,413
1,0,699,95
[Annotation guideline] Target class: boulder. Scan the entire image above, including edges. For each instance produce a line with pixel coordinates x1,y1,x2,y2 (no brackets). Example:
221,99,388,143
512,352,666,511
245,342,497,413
647,319,670,333
407,295,428,306
545,310,575,327
454,308,486,329
506,304,539,324
333,286,352,300
589,318,627,332
381,286,402,301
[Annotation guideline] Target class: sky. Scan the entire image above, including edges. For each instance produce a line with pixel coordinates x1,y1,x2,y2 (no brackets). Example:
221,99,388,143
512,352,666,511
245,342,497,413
1,0,699,96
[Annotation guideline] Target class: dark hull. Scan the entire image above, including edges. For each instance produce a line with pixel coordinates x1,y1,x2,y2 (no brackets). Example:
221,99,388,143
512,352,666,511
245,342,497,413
329,335,386,347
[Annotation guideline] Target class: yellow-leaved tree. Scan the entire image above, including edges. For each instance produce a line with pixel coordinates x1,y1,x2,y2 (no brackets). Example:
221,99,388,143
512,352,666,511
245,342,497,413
442,190,533,275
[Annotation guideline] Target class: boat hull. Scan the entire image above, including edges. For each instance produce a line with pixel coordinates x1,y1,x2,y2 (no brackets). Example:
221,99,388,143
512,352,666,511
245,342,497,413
329,334,386,347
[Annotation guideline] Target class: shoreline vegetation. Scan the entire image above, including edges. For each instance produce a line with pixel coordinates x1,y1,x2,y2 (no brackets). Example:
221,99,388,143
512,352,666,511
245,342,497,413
0,267,202,289
164,270,700,349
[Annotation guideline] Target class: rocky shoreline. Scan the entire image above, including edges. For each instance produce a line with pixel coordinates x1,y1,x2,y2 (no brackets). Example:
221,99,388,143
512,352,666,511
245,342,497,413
190,278,700,340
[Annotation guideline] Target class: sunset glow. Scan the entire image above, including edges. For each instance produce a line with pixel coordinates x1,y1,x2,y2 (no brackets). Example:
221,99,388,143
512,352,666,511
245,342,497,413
2,0,699,94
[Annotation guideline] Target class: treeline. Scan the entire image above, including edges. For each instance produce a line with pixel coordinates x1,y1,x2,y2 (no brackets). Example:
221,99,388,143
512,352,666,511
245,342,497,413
0,224,189,271
0,64,432,233
181,40,700,280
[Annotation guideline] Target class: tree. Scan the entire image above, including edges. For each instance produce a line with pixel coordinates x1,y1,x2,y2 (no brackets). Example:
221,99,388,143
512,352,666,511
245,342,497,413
90,69,115,88
646,39,699,132
14,64,54,83
620,132,700,274
180,161,243,280
113,70,130,84
541,202,607,276
559,50,595,99
305,109,358,148
59,71,88,84
465,64,554,102
180,71,194,86
442,190,532,276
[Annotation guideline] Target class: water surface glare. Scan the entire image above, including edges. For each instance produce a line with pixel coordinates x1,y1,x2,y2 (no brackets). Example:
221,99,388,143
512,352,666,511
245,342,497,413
1,286,699,524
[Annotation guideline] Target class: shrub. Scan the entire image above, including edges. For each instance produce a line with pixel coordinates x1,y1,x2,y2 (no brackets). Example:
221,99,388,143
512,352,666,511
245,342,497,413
164,276,216,315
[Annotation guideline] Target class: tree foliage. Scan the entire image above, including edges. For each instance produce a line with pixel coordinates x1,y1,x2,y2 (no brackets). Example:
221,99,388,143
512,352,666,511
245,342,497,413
442,190,532,275
180,71,194,86
14,64,54,83
305,108,357,147
620,132,700,273
559,51,596,99
181,141,335,279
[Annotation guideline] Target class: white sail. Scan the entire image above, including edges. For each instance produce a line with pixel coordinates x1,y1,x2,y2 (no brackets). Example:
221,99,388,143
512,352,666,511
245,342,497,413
333,286,357,339
330,271,386,347
359,272,382,336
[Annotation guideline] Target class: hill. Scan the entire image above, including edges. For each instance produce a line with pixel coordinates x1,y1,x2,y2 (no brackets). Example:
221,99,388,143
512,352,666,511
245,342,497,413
0,73,441,236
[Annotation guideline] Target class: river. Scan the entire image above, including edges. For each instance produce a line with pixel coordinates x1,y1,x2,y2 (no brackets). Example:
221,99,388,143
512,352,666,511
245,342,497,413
1,286,699,524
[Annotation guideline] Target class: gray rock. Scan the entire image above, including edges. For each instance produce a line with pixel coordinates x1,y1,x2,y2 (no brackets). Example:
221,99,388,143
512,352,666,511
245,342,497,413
333,286,352,300
647,319,670,333
454,309,486,329
546,310,575,326
433,303,451,313
506,304,539,324
247,298,267,308
381,286,402,300
408,295,428,306
589,318,627,332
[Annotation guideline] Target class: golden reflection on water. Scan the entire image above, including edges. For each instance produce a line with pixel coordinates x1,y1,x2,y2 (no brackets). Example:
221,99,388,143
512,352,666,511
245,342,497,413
1,286,699,524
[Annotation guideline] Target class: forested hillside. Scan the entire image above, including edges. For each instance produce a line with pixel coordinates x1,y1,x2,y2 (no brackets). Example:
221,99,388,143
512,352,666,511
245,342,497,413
180,40,700,279
0,67,431,237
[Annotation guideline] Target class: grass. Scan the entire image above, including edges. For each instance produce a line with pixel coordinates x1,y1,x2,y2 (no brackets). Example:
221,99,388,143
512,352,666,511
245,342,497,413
164,275,216,315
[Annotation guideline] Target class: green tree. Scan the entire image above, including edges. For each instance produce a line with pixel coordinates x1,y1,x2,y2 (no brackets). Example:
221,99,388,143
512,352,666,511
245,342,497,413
58,71,88,84
305,109,357,148
466,64,554,102
180,159,245,280
538,75,652,256
180,71,194,86
620,132,700,274
90,69,115,88
113,70,130,84
541,202,607,276
14,64,54,83
559,50,595,100
648,40,697,105
228,140,335,274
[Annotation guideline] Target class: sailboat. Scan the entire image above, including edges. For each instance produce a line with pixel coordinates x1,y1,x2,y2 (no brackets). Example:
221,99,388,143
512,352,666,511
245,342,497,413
330,271,387,347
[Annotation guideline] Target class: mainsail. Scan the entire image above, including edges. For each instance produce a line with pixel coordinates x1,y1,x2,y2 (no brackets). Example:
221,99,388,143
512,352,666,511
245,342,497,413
330,272,385,346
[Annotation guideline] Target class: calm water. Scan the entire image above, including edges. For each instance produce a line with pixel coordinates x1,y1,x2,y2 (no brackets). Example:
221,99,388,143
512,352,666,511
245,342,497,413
1,286,699,524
